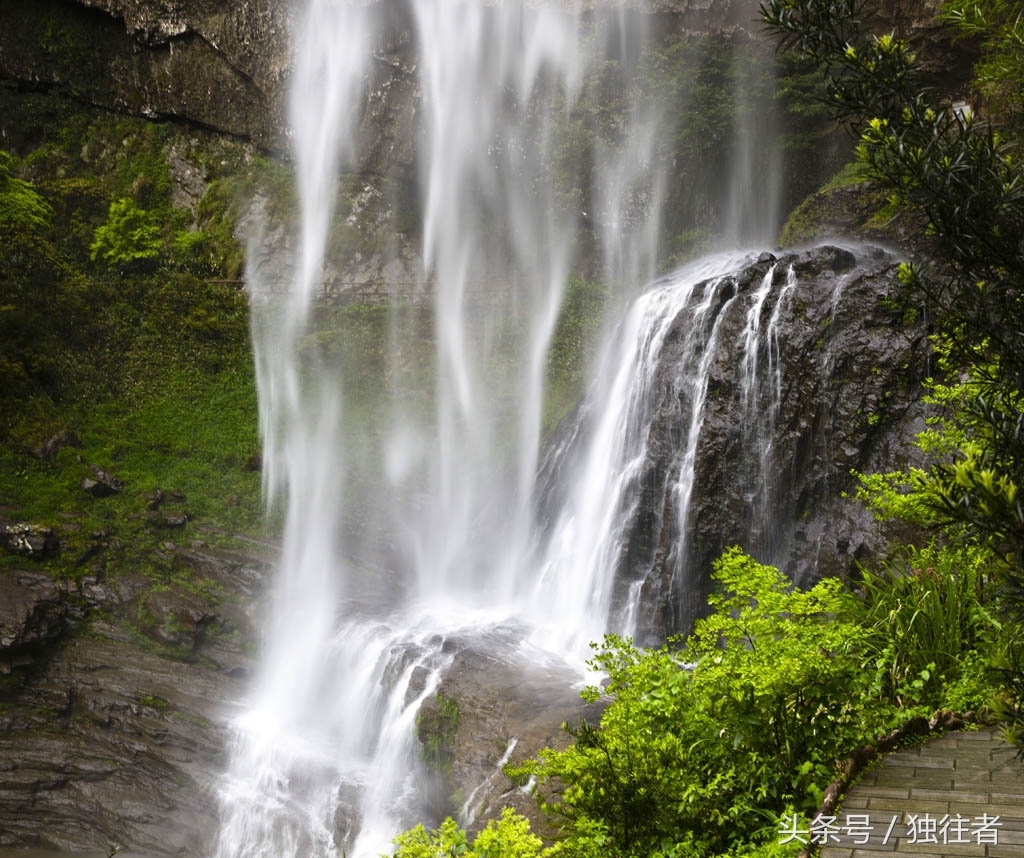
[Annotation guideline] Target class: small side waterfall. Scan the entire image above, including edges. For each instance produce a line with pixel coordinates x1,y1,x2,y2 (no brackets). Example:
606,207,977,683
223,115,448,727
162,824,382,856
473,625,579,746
738,265,798,560
533,256,809,646
530,253,747,652
215,2,793,856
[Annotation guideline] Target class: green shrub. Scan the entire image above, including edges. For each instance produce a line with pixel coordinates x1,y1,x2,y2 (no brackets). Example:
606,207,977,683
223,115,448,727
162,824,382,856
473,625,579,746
509,549,871,857
0,151,53,234
393,809,543,858
90,197,162,272
941,0,1024,131
856,544,998,710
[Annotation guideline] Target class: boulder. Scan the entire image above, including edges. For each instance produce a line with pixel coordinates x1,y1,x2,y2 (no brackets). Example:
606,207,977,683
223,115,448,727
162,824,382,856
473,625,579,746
545,243,933,642
0,570,68,669
415,626,602,833
83,466,124,498
1,523,60,560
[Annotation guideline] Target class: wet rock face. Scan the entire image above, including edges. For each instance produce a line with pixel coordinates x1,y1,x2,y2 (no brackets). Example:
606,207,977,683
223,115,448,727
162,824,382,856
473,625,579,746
0,0,419,160
0,0,292,147
615,244,932,641
0,570,68,670
0,542,269,854
0,632,231,855
415,627,603,835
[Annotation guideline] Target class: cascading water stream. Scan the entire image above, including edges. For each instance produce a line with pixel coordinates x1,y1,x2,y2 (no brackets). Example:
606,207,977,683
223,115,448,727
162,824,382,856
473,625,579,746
531,257,815,644
737,264,797,558
215,2,788,857
530,252,752,653
395,1,584,604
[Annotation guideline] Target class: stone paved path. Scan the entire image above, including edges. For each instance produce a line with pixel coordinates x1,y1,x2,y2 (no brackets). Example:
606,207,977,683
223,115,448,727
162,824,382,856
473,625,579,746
818,728,1024,857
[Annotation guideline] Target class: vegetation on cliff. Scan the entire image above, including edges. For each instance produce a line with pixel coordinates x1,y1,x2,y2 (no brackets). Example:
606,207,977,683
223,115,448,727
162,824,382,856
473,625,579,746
0,84,269,664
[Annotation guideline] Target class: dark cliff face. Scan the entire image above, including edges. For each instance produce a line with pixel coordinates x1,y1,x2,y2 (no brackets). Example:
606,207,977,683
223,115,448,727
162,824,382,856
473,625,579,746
1,0,958,159
596,244,931,642
0,0,292,147
0,0,423,168
1,0,764,160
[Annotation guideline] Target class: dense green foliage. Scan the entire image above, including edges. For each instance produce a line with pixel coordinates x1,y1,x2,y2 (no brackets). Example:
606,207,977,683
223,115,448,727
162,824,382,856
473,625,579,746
941,0,1024,131
0,86,258,417
90,196,163,271
762,0,1024,748
0,150,63,401
857,544,998,710
398,546,998,858
518,552,866,856
394,809,547,858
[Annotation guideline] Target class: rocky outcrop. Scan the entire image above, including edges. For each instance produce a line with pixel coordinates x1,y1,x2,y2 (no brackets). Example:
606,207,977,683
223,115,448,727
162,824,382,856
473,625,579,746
0,541,269,853
1,523,60,560
0,570,69,671
83,465,125,498
414,626,603,835
0,632,228,854
584,244,932,641
242,177,424,303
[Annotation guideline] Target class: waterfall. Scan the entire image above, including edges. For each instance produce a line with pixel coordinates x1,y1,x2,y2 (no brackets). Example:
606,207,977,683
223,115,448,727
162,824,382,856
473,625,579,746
529,253,746,653
736,264,797,559
534,255,807,645
215,2,785,857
